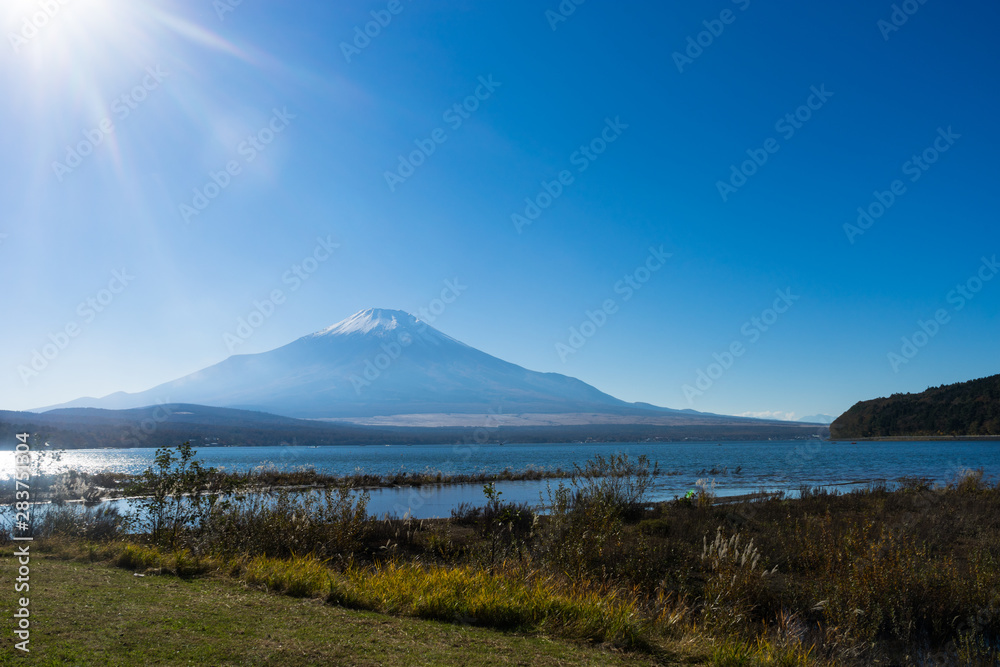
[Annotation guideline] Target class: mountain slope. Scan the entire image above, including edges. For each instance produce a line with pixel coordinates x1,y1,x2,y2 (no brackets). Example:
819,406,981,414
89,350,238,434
38,309,688,419
830,374,1000,438
2,403,828,450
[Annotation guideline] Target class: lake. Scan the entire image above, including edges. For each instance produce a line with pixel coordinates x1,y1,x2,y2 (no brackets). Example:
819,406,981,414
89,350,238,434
3,439,997,518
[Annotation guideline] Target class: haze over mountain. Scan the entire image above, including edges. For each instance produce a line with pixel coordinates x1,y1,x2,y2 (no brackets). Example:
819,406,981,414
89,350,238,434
797,415,835,425
38,309,726,423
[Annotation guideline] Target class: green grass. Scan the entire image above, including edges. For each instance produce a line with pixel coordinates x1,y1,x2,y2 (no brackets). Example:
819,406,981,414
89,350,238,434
11,457,1000,665
0,550,681,666
708,637,813,666
238,557,652,647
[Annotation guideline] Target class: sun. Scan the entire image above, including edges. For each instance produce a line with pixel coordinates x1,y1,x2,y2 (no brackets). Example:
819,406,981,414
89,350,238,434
5,0,127,66
3,0,252,110
1,0,261,205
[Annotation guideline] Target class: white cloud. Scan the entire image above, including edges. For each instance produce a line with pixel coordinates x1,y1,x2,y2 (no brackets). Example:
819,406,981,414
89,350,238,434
739,410,797,421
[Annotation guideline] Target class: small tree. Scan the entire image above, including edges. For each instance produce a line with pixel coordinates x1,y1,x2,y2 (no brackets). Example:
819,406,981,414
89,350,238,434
128,442,229,547
479,483,534,567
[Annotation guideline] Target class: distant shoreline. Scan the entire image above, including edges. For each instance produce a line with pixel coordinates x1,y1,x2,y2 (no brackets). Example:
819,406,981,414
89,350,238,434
836,435,1000,442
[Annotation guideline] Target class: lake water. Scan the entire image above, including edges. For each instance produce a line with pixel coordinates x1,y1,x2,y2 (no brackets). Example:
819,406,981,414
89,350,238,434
3,439,998,518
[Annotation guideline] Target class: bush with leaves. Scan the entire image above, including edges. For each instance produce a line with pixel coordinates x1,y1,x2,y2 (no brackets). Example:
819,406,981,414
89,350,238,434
571,453,658,519
474,483,535,566
537,453,657,581
126,442,235,547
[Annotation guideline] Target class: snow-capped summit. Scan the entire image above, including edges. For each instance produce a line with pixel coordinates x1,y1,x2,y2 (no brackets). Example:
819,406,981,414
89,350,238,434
313,308,417,337
37,308,683,420
308,308,465,349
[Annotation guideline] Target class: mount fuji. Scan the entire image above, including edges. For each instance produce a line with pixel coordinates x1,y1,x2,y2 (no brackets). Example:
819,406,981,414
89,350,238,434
39,309,707,422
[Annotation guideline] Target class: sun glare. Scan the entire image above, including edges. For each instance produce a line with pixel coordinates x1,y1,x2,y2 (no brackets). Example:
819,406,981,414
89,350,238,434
2,0,262,205
6,1,256,108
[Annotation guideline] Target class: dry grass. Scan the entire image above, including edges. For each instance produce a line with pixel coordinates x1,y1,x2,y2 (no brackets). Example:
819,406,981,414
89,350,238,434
0,547,663,666
237,557,653,647
10,457,1000,665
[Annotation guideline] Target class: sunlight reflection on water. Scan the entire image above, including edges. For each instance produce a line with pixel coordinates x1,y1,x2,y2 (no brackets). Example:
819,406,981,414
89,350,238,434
3,439,997,518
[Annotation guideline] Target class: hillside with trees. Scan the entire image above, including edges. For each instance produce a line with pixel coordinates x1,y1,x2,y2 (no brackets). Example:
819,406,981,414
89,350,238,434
831,374,1000,439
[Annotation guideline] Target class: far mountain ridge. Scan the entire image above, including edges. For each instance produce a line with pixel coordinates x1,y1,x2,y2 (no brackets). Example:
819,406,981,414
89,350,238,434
1,403,827,450
37,308,719,422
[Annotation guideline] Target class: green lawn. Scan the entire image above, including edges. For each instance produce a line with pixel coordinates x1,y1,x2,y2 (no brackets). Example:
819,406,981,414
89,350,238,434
0,550,688,666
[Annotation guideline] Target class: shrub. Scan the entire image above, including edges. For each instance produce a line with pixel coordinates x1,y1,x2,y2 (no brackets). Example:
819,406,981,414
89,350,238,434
477,483,535,566
199,485,370,560
449,502,482,524
34,504,126,541
952,468,987,494
116,543,163,571
537,454,657,581
571,453,657,519
126,442,235,547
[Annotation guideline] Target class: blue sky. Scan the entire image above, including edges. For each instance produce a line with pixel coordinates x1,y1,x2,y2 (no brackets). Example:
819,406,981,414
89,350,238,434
2,0,998,419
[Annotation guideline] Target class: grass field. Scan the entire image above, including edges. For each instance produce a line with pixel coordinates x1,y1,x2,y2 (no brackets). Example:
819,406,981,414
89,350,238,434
0,550,684,666
4,450,1000,665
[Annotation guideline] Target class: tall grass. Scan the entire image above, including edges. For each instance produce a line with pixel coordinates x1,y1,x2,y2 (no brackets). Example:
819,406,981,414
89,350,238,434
197,485,370,560
238,556,653,647
240,554,333,598
700,528,777,631
32,504,127,541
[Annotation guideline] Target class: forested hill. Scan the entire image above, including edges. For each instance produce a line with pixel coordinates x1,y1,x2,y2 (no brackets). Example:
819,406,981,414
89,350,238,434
831,374,1000,439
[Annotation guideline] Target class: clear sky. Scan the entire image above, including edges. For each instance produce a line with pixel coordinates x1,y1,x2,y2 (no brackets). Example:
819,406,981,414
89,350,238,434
2,0,998,419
